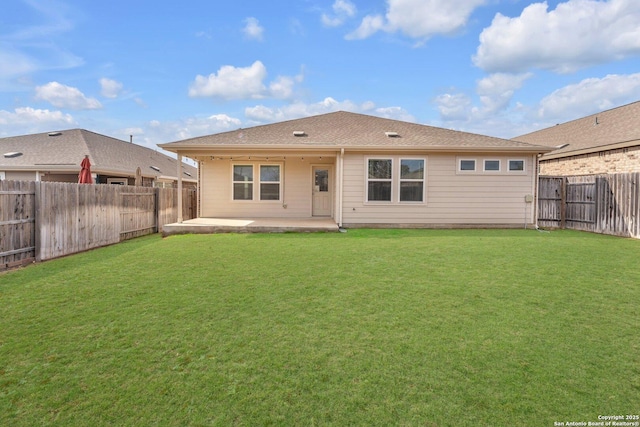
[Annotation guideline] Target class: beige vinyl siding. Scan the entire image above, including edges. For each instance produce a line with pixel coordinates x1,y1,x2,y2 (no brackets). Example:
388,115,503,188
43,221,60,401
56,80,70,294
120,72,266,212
4,171,37,181
342,153,536,226
199,157,334,218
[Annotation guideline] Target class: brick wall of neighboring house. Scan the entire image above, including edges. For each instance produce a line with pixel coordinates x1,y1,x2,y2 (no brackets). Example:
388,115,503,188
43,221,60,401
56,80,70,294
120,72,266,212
540,145,640,176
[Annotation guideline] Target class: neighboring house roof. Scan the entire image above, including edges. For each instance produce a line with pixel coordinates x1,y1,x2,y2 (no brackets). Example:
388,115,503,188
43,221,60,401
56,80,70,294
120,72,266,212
514,100,640,160
1,129,197,181
160,111,551,154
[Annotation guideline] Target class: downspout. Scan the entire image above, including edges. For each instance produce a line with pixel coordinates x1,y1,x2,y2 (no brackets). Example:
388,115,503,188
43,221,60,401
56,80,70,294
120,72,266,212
177,153,183,223
534,153,540,229
338,148,344,228
282,160,286,210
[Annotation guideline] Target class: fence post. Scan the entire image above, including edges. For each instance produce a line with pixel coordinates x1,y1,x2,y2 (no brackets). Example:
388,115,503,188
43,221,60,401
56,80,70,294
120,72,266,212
34,181,42,262
560,177,567,229
154,187,159,234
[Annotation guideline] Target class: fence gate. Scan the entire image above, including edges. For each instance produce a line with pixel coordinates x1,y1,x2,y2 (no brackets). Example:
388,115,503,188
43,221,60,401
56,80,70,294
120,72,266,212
0,181,36,270
565,176,597,231
119,187,158,240
537,177,564,228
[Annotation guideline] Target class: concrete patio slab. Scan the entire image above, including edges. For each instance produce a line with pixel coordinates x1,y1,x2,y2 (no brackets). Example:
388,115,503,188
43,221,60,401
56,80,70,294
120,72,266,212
162,217,339,236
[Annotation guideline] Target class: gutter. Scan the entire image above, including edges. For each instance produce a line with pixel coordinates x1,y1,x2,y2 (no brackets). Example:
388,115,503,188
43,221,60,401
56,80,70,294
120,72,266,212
540,139,640,161
160,145,553,155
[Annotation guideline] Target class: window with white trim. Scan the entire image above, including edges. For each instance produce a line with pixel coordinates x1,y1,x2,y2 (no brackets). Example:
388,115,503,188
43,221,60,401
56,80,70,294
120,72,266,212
233,165,253,200
508,159,525,171
367,159,392,202
260,165,280,200
399,159,424,202
459,159,476,172
484,159,500,172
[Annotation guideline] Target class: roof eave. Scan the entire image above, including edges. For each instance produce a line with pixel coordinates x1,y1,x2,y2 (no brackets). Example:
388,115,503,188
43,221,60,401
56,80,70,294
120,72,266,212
541,139,640,160
160,144,552,154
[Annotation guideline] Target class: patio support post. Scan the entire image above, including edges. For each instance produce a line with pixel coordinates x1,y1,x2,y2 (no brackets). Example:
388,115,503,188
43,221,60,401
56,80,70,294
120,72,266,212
177,153,183,223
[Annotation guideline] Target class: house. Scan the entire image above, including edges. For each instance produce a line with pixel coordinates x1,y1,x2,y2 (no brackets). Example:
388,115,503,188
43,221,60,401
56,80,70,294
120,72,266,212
159,111,552,228
514,101,640,176
0,129,197,187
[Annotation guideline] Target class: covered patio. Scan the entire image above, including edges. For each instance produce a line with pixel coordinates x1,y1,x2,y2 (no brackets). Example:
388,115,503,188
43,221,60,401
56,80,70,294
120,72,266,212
162,217,339,236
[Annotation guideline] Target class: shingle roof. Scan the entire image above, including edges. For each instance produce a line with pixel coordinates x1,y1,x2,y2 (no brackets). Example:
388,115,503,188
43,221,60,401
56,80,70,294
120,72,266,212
514,101,640,159
160,111,550,153
1,129,197,180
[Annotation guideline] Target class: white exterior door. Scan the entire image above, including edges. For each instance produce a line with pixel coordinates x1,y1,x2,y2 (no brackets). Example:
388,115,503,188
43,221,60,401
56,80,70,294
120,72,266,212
312,166,332,216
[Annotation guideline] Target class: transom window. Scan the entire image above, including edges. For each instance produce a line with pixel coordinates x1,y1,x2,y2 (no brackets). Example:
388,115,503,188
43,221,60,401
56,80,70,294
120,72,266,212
459,159,476,171
508,159,525,171
484,160,500,172
367,159,392,202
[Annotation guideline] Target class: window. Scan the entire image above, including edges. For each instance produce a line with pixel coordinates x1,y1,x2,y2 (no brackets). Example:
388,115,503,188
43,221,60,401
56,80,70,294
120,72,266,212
484,159,500,172
459,159,476,171
508,159,525,172
400,159,424,202
367,159,392,201
260,165,280,200
233,165,253,200
107,178,127,185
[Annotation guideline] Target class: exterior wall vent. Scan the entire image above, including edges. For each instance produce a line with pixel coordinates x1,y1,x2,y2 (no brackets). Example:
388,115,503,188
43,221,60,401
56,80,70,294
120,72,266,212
293,131,306,137
48,132,62,137
385,131,399,137
4,151,23,158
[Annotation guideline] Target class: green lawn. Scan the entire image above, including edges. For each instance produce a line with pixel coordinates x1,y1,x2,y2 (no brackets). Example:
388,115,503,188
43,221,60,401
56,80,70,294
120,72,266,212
1,229,639,426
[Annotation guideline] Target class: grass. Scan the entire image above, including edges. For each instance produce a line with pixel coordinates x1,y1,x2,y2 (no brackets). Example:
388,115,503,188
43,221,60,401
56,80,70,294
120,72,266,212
0,229,639,426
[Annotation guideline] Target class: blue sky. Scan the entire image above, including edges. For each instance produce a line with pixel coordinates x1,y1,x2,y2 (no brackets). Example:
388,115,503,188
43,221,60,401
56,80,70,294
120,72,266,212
2,0,640,155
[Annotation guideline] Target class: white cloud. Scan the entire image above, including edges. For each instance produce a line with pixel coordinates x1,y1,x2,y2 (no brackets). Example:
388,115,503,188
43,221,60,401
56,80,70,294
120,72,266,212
476,72,532,115
242,17,264,41
142,114,242,146
345,15,386,40
188,61,301,100
432,72,640,138
322,0,357,27
269,76,296,100
433,93,473,121
0,107,75,136
537,73,640,121
99,78,123,98
474,0,640,73
347,0,486,41
34,82,102,110
245,97,415,123
189,61,267,99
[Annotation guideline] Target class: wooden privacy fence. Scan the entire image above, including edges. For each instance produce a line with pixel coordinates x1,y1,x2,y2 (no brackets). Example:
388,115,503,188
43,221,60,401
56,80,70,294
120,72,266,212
539,173,640,239
1,181,197,270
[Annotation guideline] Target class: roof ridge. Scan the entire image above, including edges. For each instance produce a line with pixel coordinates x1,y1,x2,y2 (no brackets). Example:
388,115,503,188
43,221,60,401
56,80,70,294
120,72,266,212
516,99,640,138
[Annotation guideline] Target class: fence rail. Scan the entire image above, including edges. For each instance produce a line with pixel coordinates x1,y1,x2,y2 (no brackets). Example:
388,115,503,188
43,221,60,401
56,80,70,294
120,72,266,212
539,173,640,239
1,181,196,270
